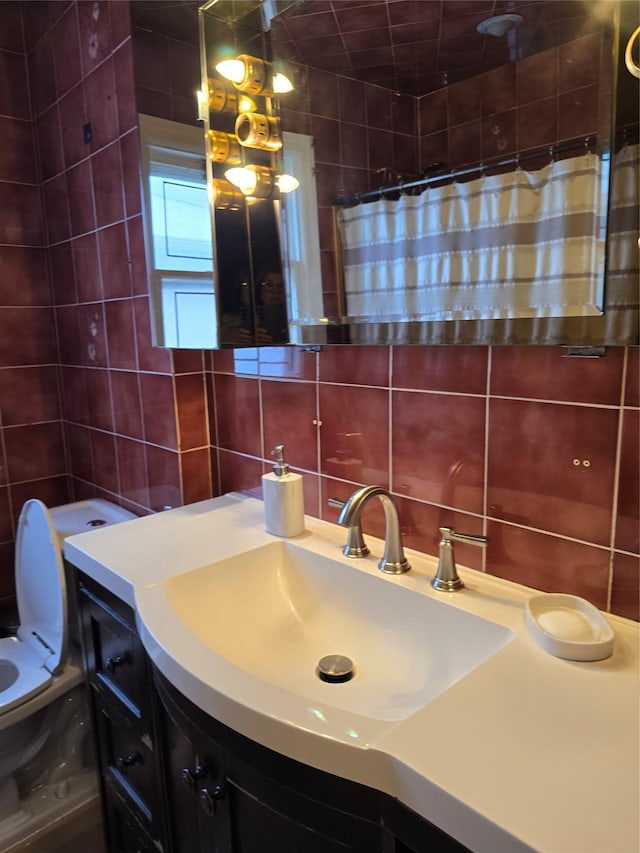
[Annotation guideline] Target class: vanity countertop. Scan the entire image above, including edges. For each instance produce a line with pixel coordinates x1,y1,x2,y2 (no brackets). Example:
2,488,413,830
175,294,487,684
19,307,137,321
64,494,640,853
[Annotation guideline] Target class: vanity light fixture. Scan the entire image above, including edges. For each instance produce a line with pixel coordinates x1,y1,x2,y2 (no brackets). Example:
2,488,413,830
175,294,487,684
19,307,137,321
208,129,242,164
225,165,299,197
212,179,244,210
235,112,282,152
215,54,293,96
206,78,257,114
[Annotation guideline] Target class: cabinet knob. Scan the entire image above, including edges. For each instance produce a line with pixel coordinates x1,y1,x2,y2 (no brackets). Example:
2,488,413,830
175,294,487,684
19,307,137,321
105,653,129,674
199,785,224,817
180,764,206,794
116,752,141,774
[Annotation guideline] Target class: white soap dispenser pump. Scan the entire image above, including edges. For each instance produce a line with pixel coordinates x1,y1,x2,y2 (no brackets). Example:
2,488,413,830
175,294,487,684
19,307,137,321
262,445,305,537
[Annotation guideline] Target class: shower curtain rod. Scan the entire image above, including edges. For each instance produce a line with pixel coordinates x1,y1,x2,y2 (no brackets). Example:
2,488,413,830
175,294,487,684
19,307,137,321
338,134,598,207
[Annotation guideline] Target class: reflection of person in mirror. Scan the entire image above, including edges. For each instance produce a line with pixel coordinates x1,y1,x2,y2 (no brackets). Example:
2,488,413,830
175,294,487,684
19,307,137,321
220,272,288,346
256,271,288,344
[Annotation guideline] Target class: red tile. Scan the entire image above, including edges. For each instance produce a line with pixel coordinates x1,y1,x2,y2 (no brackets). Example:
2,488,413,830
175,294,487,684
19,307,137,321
213,374,262,457
4,422,65,482
66,422,93,480
481,109,516,161
140,373,178,449
113,42,137,135
0,366,60,426
0,247,49,306
516,46,558,106
624,347,639,408
66,160,95,237
78,0,113,77
516,96,558,153
0,2,24,52
36,104,64,182
218,450,263,499
110,370,143,440
558,33,600,94
126,215,148,295
49,242,75,306
104,298,137,370
51,4,81,97
448,118,481,168
319,384,389,485
0,307,57,367
610,552,640,621
109,0,131,46
173,350,203,374
395,495,485,569
321,474,387,539
145,443,182,510
167,38,199,98
0,487,12,542
481,63,516,117
616,409,639,554
392,390,485,513
365,83,392,131
59,365,89,424
261,379,317,471
116,436,149,508
85,56,119,152
319,345,389,386
27,30,56,117
393,345,487,394
419,88,448,137
59,82,89,170
72,232,101,302
84,367,114,431
487,521,610,609
490,346,625,405
0,117,37,184
558,84,598,141
487,399,618,545
175,373,208,451
0,183,44,246
131,27,170,95
11,477,69,519
98,222,131,298
90,429,118,494
181,448,212,505
91,141,124,228
133,296,173,373
120,130,142,218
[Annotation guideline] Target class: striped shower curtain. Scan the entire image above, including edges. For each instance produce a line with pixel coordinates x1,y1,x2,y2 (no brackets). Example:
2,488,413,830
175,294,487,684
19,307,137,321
338,153,607,322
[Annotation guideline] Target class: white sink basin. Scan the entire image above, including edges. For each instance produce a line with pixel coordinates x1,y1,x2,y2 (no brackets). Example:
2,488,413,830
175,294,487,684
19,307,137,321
162,540,513,722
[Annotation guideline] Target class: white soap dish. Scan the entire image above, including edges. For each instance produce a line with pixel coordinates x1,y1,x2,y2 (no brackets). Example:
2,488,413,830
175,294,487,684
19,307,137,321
525,594,614,661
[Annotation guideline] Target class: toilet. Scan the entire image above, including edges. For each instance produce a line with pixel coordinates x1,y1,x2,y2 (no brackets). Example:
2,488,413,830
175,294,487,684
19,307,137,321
0,498,136,848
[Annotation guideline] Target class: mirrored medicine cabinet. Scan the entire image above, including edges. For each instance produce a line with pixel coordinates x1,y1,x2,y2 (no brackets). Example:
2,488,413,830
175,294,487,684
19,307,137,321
137,0,639,350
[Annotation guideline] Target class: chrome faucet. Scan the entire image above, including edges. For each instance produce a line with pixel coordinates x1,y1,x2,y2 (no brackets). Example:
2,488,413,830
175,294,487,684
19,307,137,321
432,526,487,591
337,486,410,574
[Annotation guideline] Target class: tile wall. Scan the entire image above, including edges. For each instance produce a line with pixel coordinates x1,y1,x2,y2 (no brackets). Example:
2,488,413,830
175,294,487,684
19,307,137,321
209,344,639,621
0,1,637,624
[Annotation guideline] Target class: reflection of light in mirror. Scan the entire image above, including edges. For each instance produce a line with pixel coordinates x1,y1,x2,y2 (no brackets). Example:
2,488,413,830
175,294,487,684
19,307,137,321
225,165,299,197
275,173,299,193
216,58,245,83
215,54,293,95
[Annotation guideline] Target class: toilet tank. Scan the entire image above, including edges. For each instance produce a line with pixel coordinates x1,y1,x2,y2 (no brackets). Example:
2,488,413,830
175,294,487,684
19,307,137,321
49,499,138,647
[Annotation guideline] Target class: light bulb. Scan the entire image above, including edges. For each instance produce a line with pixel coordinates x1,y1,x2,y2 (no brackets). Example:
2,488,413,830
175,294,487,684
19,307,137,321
225,167,257,195
215,59,245,84
276,173,299,193
273,72,293,94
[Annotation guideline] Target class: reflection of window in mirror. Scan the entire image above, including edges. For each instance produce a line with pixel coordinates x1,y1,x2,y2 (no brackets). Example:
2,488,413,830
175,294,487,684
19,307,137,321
138,114,217,349
282,131,324,338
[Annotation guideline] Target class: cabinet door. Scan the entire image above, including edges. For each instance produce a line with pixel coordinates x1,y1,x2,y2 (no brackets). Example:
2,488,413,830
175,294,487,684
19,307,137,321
158,685,232,852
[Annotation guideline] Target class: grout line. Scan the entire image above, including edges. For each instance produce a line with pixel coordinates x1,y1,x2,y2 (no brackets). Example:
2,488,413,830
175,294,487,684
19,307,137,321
482,345,492,571
605,346,629,610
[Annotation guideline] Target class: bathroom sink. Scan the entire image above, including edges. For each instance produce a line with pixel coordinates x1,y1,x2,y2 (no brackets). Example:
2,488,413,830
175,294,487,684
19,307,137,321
161,540,513,722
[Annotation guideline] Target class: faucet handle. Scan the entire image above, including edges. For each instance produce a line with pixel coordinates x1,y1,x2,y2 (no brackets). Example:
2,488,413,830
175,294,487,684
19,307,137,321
328,498,370,558
440,526,488,547
433,527,487,592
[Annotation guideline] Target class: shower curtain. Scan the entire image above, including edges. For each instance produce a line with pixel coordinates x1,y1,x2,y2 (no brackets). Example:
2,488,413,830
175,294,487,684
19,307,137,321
338,152,607,322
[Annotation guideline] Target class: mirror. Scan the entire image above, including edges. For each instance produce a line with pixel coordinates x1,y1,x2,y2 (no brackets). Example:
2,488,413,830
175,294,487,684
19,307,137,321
269,0,638,345
134,0,638,348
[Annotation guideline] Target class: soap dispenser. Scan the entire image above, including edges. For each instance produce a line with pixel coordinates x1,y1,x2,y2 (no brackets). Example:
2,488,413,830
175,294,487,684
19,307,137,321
262,445,305,537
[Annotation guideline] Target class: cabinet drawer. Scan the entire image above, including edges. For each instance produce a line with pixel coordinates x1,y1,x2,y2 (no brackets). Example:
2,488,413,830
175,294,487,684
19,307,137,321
95,697,160,828
104,779,160,853
78,577,148,719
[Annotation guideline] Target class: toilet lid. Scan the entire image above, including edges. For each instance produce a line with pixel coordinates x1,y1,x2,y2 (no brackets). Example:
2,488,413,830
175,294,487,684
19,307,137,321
15,499,67,674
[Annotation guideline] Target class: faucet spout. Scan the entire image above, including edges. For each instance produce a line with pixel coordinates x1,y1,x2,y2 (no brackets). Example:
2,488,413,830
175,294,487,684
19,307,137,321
338,486,410,574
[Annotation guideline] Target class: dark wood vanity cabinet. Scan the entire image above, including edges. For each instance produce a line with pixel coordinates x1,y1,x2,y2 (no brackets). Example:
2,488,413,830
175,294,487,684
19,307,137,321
76,572,170,852
75,570,469,853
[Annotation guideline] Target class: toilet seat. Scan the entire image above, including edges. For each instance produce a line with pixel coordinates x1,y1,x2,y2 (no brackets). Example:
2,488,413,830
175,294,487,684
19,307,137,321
0,636,52,715
0,500,68,718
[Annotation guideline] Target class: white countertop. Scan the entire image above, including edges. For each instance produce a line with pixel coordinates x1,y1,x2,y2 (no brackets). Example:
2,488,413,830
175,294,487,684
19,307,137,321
65,494,640,853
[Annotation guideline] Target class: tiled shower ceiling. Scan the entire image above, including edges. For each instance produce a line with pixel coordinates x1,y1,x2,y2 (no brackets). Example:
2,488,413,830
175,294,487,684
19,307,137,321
271,0,599,97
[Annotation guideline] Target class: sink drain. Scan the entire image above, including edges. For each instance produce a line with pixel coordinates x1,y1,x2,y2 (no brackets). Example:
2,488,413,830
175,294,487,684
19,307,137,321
317,655,354,683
